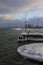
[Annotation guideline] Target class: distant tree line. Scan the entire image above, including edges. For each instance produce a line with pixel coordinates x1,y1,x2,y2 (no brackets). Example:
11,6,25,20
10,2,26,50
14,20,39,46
25,24,43,28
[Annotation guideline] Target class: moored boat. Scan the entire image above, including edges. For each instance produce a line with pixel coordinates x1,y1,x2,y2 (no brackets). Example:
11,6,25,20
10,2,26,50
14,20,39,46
17,32,43,42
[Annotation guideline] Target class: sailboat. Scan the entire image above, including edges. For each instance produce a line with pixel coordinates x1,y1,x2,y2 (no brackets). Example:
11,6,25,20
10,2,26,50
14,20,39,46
17,12,43,42
17,12,29,42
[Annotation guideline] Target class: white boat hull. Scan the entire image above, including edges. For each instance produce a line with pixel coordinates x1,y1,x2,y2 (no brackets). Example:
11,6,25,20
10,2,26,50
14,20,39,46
17,38,43,42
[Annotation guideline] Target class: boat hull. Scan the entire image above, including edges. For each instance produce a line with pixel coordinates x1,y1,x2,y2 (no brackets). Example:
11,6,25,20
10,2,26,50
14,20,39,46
17,38,43,42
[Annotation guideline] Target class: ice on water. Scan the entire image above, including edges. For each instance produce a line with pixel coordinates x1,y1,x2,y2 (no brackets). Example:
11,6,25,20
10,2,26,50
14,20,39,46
23,43,43,56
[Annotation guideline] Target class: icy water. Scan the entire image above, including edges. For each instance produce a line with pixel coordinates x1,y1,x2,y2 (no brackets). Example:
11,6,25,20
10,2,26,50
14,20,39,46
0,28,43,65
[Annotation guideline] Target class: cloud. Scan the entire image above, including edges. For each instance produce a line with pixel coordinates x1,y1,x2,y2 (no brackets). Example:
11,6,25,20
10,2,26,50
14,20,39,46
0,0,43,20
3,15,12,20
0,0,43,14
1,14,15,21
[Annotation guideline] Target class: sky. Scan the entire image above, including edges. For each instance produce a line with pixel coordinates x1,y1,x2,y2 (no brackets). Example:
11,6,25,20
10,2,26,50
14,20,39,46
0,0,43,20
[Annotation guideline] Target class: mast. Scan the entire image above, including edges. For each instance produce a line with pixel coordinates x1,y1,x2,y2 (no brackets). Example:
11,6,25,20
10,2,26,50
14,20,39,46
25,12,26,32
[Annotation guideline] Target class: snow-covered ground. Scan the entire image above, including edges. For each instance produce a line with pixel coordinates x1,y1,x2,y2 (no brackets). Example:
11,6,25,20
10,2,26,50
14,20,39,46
17,43,43,62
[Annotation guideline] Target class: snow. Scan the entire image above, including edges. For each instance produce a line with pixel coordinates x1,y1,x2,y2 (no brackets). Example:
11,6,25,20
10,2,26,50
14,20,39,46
17,43,43,61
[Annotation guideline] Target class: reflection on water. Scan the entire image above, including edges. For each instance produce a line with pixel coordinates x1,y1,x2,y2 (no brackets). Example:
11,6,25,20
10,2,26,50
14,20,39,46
0,28,42,65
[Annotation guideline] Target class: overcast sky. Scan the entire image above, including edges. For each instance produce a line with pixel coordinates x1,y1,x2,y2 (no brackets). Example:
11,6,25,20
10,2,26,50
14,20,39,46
0,0,43,20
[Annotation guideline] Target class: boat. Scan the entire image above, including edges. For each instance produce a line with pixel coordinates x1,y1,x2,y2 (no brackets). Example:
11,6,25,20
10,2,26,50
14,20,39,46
17,12,43,42
17,32,28,42
17,43,43,62
17,31,43,42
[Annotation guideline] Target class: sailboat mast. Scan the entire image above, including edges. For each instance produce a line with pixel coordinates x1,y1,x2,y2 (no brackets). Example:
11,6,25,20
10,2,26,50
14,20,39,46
25,12,26,31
